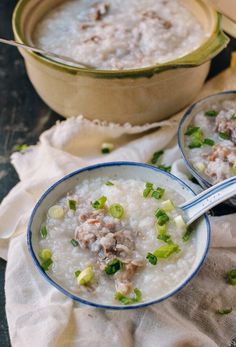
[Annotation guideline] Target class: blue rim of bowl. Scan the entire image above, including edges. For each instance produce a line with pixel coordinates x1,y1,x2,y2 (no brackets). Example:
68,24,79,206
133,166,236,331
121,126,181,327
178,90,236,189
27,161,211,310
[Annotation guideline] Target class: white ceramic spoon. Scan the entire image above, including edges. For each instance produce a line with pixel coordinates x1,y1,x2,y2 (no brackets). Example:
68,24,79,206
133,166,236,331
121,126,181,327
0,38,95,69
179,176,236,225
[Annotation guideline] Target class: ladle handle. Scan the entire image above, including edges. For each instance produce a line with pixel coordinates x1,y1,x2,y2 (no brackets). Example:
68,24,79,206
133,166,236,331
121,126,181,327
179,176,236,225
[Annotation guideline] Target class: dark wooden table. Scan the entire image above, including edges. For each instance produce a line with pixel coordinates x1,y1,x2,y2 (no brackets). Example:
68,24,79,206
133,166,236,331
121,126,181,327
0,1,236,345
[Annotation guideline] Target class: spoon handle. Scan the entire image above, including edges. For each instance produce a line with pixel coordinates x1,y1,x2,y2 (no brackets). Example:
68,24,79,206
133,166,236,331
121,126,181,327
0,38,95,69
179,176,236,225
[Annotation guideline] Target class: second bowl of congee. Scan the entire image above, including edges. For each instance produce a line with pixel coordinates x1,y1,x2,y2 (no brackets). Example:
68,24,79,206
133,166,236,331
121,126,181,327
28,162,210,309
13,0,228,123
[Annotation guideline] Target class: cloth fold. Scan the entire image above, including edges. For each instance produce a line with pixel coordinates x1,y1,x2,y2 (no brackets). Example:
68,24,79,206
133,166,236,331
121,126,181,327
1,66,236,347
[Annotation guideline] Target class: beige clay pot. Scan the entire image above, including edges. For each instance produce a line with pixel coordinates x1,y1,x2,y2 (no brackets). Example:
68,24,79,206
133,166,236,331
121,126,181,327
12,0,229,125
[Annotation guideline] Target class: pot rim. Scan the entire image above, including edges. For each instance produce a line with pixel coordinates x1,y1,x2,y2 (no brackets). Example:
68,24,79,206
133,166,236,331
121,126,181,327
12,0,229,78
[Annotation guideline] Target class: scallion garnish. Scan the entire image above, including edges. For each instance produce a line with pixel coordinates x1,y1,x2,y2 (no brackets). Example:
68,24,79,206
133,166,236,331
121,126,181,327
41,258,53,271
150,150,164,164
155,222,172,243
203,138,215,146
204,110,218,117
216,308,232,315
70,239,79,247
143,182,154,198
77,266,94,285
151,187,165,200
153,243,180,259
231,112,236,119
101,142,114,154
188,140,202,149
219,132,230,140
74,270,81,278
115,288,142,305
227,269,236,285
104,259,122,275
40,225,48,239
146,252,157,265
15,144,29,151
68,199,77,211
182,226,194,242
157,165,171,173
39,249,52,261
91,196,107,209
109,203,124,219
157,233,172,243
184,127,200,136
105,181,114,186
155,208,169,226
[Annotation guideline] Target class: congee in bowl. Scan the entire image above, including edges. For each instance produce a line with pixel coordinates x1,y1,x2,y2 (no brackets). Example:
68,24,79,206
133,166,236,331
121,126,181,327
181,92,236,186
28,163,210,308
33,0,207,70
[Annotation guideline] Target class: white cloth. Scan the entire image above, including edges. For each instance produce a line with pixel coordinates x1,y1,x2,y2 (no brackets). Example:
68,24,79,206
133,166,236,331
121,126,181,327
1,67,236,347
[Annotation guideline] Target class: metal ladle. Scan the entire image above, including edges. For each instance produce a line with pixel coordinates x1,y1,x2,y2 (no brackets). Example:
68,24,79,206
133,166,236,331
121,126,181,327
0,37,96,69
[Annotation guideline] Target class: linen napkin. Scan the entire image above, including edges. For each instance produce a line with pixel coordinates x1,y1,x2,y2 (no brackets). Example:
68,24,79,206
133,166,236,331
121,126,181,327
1,65,236,347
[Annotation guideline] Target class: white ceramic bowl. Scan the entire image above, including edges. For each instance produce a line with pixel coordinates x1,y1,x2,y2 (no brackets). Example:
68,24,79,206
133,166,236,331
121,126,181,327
178,90,236,206
12,0,229,125
27,162,210,309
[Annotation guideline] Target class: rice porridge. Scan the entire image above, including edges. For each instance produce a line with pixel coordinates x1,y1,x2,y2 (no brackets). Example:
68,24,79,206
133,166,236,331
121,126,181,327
184,99,236,184
38,177,196,305
33,0,207,70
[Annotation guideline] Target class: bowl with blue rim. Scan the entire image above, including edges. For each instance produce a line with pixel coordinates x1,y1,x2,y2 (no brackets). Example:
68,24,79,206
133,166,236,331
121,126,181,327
178,90,236,206
27,161,210,310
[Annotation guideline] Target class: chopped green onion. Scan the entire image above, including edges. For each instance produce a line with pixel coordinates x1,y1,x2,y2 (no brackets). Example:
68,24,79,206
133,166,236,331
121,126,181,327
74,270,81,278
153,243,180,259
91,196,107,209
143,182,154,198
194,162,205,173
155,208,169,226
40,225,48,239
182,226,194,242
41,258,53,271
155,222,172,244
152,187,165,200
109,203,124,219
203,138,215,146
101,142,114,154
70,239,79,247
184,127,200,136
157,165,171,172
115,288,142,305
231,112,236,119
157,233,172,243
174,215,186,229
219,132,230,140
15,144,29,151
39,249,52,261
146,252,157,265
105,259,122,275
150,150,164,164
161,199,174,212
227,268,236,285
48,205,64,219
188,140,202,149
216,308,232,315
68,199,77,211
232,161,236,175
77,266,94,285
105,181,114,186
204,110,218,117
